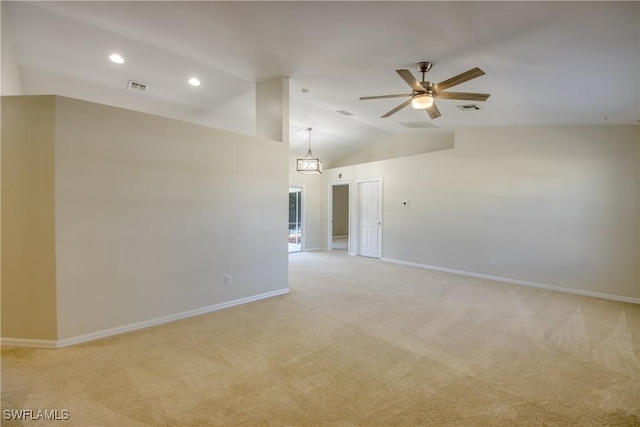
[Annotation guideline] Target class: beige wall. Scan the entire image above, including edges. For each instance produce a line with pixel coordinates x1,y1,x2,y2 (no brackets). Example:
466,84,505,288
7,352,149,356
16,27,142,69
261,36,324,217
53,97,289,339
332,131,454,168
322,126,640,300
0,4,24,96
1,96,57,339
1,95,289,342
256,77,289,144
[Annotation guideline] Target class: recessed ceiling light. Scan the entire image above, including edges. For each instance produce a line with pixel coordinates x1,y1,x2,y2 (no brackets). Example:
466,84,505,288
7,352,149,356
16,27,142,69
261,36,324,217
109,54,124,64
188,77,201,86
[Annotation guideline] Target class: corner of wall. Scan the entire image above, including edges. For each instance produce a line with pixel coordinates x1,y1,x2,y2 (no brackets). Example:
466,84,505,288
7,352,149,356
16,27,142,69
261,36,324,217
637,126,640,299
1,95,58,340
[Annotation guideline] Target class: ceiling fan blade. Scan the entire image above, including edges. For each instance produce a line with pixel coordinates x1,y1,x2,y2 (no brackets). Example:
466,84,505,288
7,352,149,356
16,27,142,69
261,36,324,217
435,91,491,101
396,69,425,92
381,99,412,118
426,103,441,120
360,93,412,101
435,67,485,92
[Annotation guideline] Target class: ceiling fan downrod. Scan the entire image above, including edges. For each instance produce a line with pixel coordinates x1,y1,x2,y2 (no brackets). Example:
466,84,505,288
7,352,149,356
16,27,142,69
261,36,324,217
417,61,432,84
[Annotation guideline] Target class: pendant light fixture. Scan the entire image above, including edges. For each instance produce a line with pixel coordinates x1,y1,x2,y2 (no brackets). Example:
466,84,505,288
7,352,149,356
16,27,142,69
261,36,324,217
297,127,323,174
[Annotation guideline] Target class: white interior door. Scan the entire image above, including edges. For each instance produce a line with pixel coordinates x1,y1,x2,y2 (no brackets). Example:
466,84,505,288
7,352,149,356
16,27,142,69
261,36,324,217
358,179,382,258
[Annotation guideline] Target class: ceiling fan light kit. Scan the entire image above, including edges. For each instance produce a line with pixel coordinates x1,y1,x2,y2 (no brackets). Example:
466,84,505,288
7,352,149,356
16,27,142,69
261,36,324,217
360,61,490,120
297,127,323,174
411,93,434,109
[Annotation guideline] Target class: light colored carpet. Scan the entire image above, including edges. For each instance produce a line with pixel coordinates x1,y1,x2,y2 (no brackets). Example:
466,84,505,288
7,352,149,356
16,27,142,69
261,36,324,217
2,251,639,426
331,236,348,251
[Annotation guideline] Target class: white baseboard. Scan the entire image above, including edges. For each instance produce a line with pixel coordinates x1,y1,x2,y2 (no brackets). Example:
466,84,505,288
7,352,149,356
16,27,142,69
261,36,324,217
381,258,640,304
0,338,58,348
1,288,290,349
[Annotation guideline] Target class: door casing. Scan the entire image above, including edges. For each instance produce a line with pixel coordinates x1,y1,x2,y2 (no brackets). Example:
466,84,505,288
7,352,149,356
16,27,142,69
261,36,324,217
327,182,351,253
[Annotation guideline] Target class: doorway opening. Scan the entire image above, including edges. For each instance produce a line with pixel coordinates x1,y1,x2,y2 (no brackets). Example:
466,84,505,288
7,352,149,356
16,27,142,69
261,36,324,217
288,187,302,253
328,183,350,252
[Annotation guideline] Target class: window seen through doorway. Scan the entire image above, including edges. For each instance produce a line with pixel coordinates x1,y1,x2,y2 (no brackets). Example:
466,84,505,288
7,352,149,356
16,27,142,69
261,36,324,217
288,187,302,253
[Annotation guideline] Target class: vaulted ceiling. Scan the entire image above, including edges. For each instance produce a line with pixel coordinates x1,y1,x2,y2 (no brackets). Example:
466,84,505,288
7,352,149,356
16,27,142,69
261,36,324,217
3,1,639,165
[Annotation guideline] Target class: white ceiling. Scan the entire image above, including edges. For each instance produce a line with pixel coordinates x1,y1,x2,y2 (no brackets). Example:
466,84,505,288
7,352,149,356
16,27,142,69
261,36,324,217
3,1,639,165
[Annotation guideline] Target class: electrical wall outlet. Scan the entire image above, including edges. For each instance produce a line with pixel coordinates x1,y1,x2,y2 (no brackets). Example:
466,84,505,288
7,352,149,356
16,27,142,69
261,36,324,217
225,275,232,286
490,258,496,266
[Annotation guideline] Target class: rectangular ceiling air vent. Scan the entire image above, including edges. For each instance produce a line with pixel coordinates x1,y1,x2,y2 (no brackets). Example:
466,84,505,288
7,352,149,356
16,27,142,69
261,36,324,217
127,80,149,92
336,110,355,116
456,104,480,111
399,121,438,129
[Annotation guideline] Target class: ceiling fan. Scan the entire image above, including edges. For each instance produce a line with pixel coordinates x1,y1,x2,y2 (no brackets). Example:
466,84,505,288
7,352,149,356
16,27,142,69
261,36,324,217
360,62,490,119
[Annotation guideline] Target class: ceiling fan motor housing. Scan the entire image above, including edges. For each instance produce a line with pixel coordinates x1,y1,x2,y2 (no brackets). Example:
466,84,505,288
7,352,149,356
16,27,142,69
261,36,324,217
420,82,434,92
